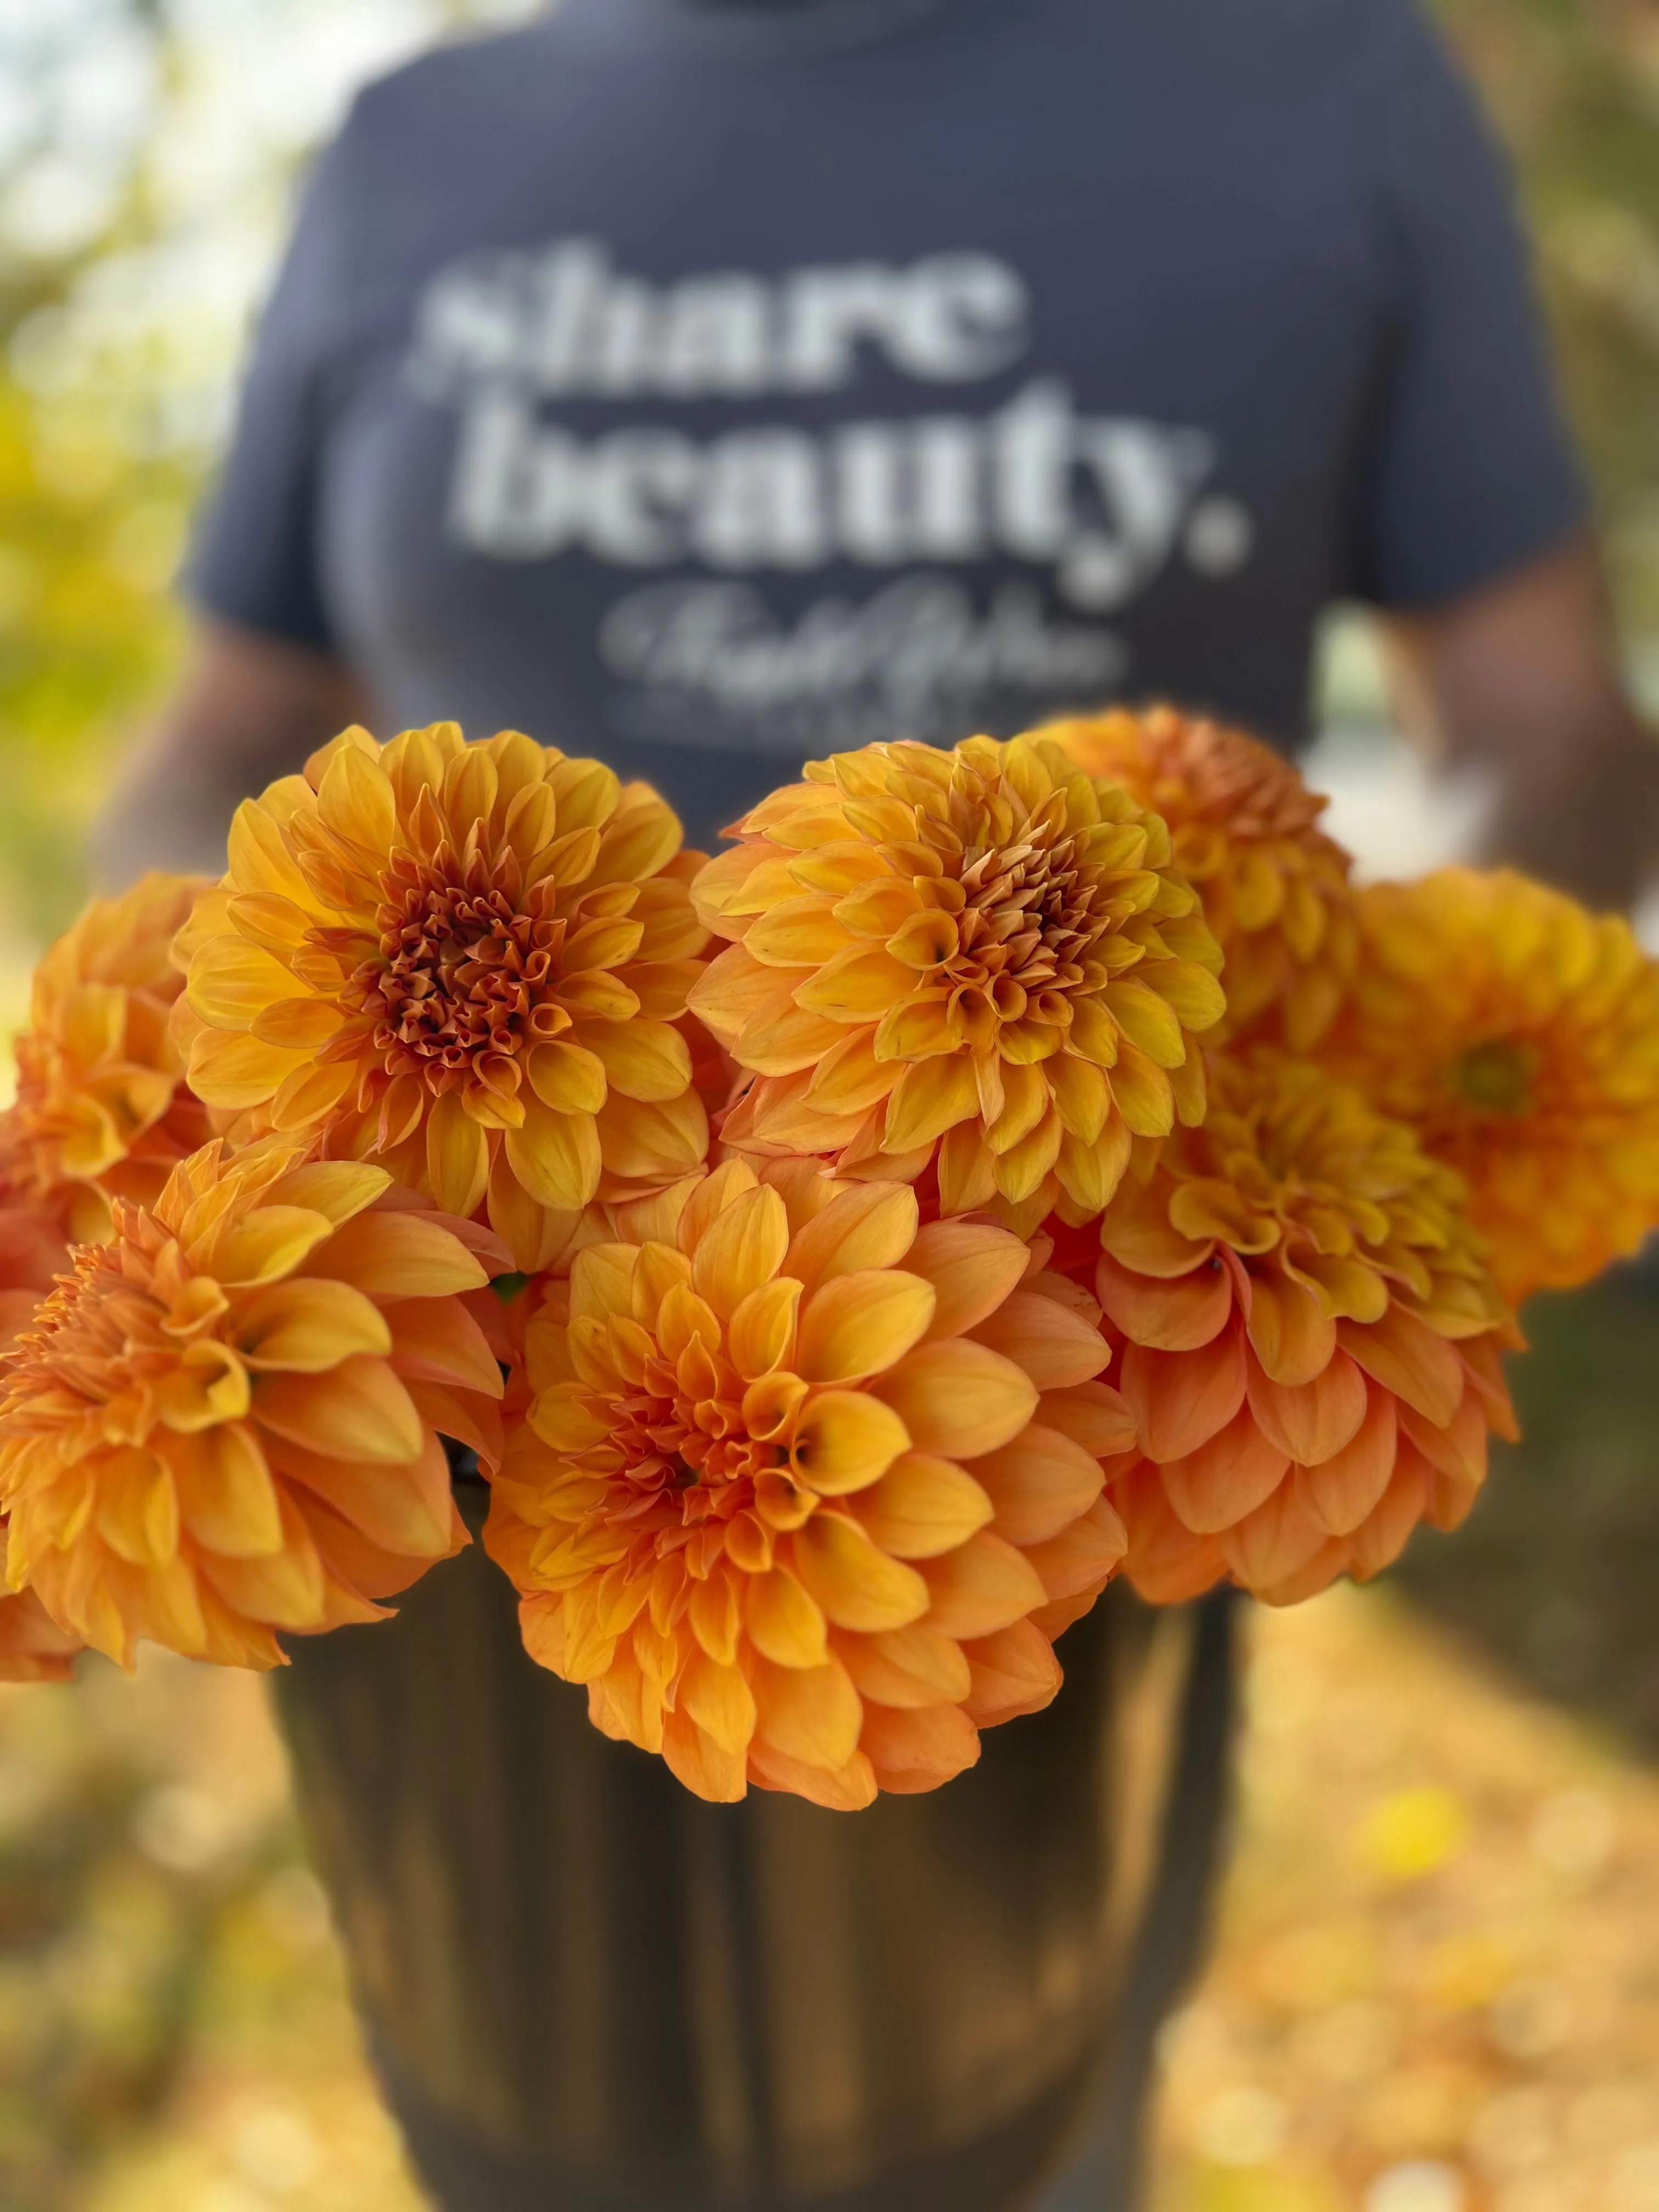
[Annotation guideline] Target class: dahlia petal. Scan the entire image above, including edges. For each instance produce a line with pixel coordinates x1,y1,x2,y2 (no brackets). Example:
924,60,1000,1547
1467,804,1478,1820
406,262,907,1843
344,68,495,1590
881,1054,979,1153
422,1093,490,1221
690,1184,788,1321
264,1161,391,1225
384,1296,503,1396
234,1278,392,1372
271,1426,456,1560
871,1340,1039,1460
1245,1347,1368,1466
1339,1305,1464,1428
1047,1052,1110,1143
1109,1045,1176,1139
1143,959,1227,1034
834,1622,971,1708
185,937,300,1032
791,1390,910,1496
1094,1250,1232,1352
94,1448,180,1567
743,895,856,968
662,1709,748,1803
967,1289,1109,1390
984,1063,1049,1155
582,1019,693,1104
746,1740,878,1811
795,1269,936,1384
746,1567,828,1668
162,1415,285,1557
1021,1493,1127,1601
859,1701,980,1795
726,1277,802,1381
1158,1404,1289,1533
595,1091,709,1184
249,996,347,1051
753,1654,862,1769
309,1213,490,1299
1118,1327,1246,1464
797,945,917,1023
791,1511,930,1632
1399,1392,1490,1486
1098,1178,1214,1279
1038,1381,1137,1459
215,1205,337,1289
590,799,682,889
1294,1387,1398,1536
850,1452,994,1560
154,1340,252,1432
1114,1462,1228,1605
1218,1477,1329,1591
804,1028,902,1114
527,1040,607,1115
505,1097,603,1211
1348,1444,1435,1581
687,1570,743,1668
905,1221,1030,1342
918,1530,1046,1638
252,1353,425,1465
1246,1269,1338,1387
970,1421,1104,1545
935,1121,998,1214
1103,978,1187,1069
1056,1120,1135,1217
317,740,398,855
184,1024,309,1113
784,1182,918,1292
198,1487,328,1631
961,1621,1062,1726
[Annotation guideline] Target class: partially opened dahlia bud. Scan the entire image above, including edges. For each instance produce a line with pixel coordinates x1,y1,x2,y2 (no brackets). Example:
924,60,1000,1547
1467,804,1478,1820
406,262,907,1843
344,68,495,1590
178,725,711,1265
1041,708,1357,1049
485,1157,1133,1807
0,872,210,1247
0,1135,506,1671
1324,868,1659,1305
691,736,1224,1233
1092,1051,1517,1607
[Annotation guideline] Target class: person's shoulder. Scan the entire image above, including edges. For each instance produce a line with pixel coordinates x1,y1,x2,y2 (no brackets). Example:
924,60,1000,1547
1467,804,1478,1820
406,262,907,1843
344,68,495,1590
336,14,575,153
1154,0,1416,100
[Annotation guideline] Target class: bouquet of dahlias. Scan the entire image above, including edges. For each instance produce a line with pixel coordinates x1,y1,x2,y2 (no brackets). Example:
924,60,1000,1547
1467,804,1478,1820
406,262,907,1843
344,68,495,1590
2,713,1656,1801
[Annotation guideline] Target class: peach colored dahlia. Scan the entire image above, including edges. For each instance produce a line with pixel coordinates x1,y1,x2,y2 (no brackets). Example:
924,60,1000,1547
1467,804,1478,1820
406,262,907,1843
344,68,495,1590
0,872,210,1249
1325,868,1659,1305
485,1157,1134,1806
1091,1051,1517,1607
1042,708,1357,1049
176,724,711,1267
691,735,1223,1234
0,1135,505,1671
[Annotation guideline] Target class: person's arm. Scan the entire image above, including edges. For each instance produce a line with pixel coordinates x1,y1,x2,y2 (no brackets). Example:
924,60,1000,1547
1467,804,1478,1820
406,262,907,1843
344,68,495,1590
1378,535,1659,910
89,618,373,889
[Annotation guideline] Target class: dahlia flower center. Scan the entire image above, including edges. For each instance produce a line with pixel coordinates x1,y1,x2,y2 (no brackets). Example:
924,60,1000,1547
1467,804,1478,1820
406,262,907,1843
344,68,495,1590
603,1369,782,1500
940,831,1101,1026
365,870,564,1076
1454,1040,1534,1118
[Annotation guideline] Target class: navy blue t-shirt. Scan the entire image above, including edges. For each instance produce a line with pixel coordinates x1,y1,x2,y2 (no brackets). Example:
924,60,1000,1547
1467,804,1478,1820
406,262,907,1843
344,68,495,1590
191,0,1586,849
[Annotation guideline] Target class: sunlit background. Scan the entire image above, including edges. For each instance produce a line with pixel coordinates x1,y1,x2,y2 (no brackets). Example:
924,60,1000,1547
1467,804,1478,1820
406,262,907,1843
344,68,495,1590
3,3,1659,2208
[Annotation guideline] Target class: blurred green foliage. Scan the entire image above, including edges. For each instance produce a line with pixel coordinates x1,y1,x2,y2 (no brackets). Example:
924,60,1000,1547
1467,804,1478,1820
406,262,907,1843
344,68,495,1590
0,0,1655,966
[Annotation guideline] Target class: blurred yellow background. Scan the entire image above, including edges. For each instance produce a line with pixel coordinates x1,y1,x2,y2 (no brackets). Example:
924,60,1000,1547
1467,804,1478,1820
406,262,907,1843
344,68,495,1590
3,3,1659,2208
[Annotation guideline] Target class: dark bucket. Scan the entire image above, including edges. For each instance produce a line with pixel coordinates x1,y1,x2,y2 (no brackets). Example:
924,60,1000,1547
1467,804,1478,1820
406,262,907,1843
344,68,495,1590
273,1484,1235,2212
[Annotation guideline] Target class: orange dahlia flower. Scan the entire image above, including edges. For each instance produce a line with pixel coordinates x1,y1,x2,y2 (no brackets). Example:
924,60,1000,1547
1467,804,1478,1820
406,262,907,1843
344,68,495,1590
1090,1051,1517,1607
1042,708,1357,1049
485,1157,1133,1806
1325,868,1659,1305
177,724,711,1266
0,872,210,1247
691,735,1224,1233
0,1135,506,1671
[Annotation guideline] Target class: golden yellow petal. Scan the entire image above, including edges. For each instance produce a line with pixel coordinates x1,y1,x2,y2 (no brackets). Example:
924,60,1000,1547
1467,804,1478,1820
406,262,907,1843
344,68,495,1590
234,1277,392,1372
794,1269,936,1384
871,1340,1039,1458
791,1390,910,1496
253,1353,425,1465
791,1511,930,1632
746,1567,828,1668
850,1452,994,1559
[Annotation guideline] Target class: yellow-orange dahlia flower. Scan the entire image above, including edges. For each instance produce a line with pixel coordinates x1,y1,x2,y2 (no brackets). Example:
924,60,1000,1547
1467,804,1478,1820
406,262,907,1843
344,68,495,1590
0,872,211,1246
177,725,712,1267
1086,1051,1517,1607
1042,707,1357,1049
1324,868,1659,1305
690,736,1224,1233
485,1157,1134,1806
0,1135,506,1671
0,1579,82,1683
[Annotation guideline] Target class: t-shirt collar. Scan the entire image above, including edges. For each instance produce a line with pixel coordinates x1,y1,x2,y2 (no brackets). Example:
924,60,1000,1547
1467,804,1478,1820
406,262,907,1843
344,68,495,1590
551,0,962,59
